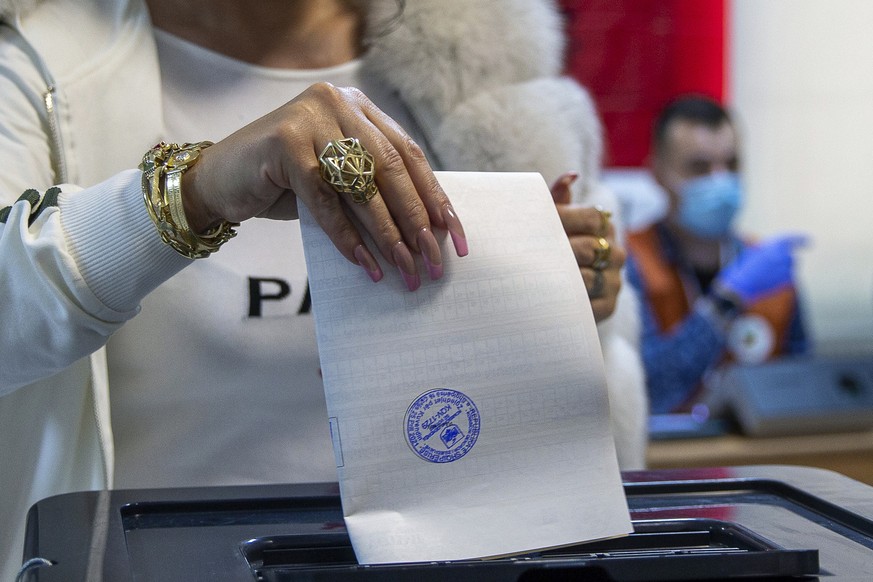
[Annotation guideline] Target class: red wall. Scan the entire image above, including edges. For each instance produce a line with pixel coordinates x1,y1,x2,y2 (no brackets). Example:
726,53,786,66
560,0,728,168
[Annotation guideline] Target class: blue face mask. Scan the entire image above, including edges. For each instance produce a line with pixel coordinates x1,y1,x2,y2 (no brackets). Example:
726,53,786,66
677,172,742,239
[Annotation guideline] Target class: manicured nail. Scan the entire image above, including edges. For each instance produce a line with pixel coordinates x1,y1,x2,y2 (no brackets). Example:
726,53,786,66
559,171,579,186
354,244,383,283
441,204,468,257
551,172,579,204
392,241,421,291
417,227,443,280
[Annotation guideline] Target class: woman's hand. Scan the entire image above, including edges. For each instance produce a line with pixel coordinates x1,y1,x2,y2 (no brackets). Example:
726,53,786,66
550,172,625,322
180,82,467,290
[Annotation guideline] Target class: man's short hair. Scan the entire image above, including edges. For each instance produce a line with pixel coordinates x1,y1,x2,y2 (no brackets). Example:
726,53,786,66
653,95,732,155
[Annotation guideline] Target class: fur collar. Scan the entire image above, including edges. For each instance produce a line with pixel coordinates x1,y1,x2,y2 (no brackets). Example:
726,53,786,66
364,0,565,119
364,0,602,196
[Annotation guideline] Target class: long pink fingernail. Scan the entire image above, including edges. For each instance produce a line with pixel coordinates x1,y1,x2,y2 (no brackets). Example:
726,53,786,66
392,241,421,291
417,227,443,280
559,171,579,186
442,204,468,257
354,244,383,283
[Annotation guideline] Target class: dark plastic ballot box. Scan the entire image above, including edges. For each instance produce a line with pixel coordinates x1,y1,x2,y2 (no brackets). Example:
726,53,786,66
19,465,873,581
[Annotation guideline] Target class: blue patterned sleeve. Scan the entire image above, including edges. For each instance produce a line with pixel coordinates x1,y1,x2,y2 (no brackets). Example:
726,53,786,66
625,256,727,413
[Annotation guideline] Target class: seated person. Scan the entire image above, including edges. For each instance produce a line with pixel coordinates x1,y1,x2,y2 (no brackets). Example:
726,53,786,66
625,95,808,414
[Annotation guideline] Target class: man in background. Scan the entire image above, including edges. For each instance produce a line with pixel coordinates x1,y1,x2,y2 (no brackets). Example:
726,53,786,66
625,95,808,414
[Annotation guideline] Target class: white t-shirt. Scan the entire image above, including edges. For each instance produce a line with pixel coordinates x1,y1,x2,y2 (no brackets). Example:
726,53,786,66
109,30,419,488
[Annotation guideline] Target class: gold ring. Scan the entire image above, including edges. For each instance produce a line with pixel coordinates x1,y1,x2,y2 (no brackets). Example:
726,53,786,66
318,137,378,204
595,205,612,238
589,269,605,299
592,236,611,270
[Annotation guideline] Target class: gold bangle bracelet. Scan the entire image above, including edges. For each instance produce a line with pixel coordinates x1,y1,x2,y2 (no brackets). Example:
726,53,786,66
139,141,238,259
165,169,190,234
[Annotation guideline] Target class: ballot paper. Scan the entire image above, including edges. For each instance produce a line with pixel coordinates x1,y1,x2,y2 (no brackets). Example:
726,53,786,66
299,171,632,564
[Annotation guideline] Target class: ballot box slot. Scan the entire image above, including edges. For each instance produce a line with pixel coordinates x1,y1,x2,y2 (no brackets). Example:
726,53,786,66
247,534,358,568
241,518,818,581
121,495,344,530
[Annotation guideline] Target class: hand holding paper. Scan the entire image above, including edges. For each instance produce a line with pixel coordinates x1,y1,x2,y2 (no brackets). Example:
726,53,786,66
300,171,631,563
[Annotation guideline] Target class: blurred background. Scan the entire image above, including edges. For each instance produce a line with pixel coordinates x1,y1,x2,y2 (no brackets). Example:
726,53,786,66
560,0,873,357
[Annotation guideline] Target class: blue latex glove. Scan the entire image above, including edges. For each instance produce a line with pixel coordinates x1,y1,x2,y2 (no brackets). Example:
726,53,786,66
714,235,808,305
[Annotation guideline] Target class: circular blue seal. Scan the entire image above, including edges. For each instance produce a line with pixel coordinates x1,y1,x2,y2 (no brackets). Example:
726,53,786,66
404,389,480,463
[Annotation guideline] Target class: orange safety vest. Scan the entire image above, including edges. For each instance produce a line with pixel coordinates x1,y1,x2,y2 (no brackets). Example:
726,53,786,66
627,226,797,364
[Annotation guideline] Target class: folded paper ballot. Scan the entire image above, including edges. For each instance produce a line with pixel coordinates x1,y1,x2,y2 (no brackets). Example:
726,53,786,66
299,171,631,564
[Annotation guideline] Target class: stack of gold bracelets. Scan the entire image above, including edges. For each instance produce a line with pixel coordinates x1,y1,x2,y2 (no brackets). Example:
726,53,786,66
140,141,238,259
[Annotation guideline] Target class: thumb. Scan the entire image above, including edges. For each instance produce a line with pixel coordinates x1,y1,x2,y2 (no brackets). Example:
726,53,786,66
550,171,578,205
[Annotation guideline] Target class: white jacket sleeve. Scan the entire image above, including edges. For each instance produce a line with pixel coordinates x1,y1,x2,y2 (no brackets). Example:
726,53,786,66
0,172,190,393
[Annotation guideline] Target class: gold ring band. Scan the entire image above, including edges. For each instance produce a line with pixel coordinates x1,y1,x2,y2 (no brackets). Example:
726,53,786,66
595,205,612,238
592,236,611,270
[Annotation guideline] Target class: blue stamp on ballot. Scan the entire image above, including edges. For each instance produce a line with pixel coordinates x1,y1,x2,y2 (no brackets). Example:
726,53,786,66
404,389,480,463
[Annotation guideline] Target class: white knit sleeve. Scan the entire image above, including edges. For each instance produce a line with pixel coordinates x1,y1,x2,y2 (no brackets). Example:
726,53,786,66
0,171,189,393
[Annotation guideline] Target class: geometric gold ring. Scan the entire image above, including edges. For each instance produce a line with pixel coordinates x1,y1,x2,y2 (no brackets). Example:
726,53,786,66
318,137,378,204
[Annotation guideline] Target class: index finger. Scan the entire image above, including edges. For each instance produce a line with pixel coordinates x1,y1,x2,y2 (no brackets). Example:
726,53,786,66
555,205,615,238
